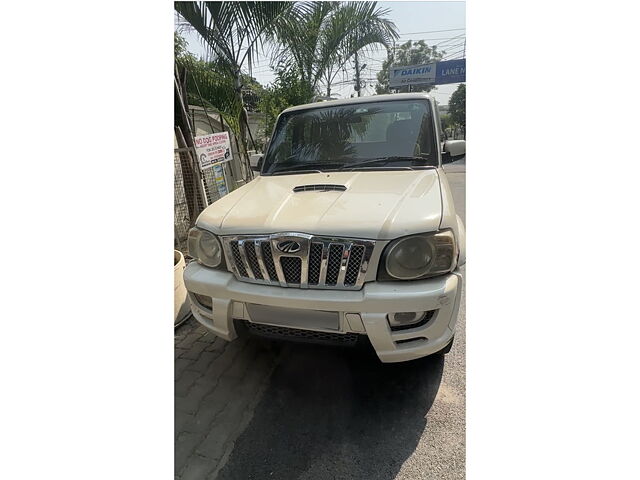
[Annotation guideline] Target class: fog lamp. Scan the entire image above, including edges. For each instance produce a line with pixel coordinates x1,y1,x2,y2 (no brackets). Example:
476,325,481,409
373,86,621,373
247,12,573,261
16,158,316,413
193,293,212,309
387,311,427,328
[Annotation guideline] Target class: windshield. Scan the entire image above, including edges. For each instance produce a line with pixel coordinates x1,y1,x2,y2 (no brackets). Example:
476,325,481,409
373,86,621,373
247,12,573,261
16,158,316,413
262,99,438,175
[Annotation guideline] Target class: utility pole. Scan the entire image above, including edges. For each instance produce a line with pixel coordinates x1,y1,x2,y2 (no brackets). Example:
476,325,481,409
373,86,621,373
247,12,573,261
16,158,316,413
389,40,396,94
354,50,361,97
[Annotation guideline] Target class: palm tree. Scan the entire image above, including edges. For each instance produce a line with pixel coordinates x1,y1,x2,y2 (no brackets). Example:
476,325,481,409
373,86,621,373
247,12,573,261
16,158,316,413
271,1,399,98
174,1,304,176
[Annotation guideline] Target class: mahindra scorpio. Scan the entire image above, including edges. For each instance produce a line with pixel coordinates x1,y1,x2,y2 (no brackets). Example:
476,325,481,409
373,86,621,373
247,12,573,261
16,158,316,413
183,93,465,362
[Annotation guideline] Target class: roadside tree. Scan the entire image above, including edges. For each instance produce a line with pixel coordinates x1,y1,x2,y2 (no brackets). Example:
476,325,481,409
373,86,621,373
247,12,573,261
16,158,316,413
258,66,315,139
272,1,398,98
174,1,303,176
449,83,466,127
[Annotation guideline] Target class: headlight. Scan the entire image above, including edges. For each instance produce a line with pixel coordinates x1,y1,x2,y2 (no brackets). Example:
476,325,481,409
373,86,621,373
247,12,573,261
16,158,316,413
187,228,223,268
379,230,457,280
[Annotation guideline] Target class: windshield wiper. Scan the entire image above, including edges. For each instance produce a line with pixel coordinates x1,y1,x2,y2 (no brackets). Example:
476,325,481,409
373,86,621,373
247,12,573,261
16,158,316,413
339,156,434,171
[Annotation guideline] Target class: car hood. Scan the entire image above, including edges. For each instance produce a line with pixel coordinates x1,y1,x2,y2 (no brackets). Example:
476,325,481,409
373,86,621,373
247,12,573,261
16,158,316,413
196,170,443,240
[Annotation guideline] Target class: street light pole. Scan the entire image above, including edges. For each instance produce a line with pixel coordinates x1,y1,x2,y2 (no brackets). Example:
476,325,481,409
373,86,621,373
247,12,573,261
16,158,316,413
354,50,361,97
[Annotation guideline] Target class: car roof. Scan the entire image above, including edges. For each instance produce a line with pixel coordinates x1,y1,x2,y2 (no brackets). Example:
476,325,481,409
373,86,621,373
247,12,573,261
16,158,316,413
281,92,433,114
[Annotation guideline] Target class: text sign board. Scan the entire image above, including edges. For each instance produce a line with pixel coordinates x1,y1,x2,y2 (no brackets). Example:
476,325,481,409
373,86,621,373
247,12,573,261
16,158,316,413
194,132,232,170
435,59,466,85
389,63,436,88
389,58,465,87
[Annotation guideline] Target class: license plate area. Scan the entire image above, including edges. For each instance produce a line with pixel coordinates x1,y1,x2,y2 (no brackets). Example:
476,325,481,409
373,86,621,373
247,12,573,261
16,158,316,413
245,303,340,331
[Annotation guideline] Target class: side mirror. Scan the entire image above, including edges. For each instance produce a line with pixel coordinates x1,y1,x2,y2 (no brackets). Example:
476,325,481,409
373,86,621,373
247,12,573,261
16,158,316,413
442,140,465,164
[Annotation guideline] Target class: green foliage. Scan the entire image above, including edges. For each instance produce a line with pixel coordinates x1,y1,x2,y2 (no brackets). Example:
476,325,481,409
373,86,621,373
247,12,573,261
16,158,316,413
175,1,302,168
174,1,400,150
258,67,315,137
175,1,301,77
173,36,266,137
449,83,465,127
375,40,444,94
272,1,398,96
440,113,453,130
175,33,242,134
174,31,188,58
240,73,266,112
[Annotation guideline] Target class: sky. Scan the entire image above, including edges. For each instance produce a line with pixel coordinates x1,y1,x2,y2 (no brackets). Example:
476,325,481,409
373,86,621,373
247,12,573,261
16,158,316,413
179,1,465,105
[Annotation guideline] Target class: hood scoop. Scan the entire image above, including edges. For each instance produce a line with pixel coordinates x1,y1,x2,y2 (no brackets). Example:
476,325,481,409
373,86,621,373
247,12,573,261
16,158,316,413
293,184,347,193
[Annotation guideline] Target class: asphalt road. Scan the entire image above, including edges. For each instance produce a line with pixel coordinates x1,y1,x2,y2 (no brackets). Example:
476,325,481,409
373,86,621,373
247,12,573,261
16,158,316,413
175,163,465,480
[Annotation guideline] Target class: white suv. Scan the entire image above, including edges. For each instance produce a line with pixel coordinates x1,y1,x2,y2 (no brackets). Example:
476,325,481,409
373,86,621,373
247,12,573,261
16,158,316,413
184,93,465,362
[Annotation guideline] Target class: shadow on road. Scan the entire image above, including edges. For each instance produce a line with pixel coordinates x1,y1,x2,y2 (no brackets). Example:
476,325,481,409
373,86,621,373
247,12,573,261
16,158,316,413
217,340,444,480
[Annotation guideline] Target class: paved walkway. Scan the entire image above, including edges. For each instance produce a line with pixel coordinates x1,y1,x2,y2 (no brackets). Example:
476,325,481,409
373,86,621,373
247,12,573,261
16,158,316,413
174,324,282,479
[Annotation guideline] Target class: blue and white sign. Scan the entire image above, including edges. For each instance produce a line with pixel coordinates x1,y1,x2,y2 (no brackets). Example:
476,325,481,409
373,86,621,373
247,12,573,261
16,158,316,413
389,58,465,87
388,62,436,88
435,59,466,85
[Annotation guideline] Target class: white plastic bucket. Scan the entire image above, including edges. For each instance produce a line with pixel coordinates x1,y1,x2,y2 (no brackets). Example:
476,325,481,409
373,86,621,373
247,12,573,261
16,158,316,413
174,250,191,325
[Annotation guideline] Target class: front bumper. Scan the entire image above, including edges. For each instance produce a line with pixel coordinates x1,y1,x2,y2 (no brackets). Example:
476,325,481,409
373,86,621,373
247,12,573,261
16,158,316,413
183,262,463,363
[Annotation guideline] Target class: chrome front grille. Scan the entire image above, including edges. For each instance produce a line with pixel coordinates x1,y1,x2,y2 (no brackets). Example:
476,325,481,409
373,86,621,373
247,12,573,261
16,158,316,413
221,233,375,290
326,244,343,285
280,256,302,284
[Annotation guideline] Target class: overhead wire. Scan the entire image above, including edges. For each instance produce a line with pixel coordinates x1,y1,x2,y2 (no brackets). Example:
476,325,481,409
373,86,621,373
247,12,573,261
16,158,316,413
233,27,466,97
433,33,466,47
397,35,465,42
397,27,465,36
438,42,466,52
441,49,465,60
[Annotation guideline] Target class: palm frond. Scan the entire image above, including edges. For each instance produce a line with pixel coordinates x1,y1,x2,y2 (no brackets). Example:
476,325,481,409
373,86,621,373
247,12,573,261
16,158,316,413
177,1,297,77
269,1,398,92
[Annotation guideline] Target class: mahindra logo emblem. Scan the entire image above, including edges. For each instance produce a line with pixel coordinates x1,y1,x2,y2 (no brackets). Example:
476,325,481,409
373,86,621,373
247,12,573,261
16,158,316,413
277,240,301,253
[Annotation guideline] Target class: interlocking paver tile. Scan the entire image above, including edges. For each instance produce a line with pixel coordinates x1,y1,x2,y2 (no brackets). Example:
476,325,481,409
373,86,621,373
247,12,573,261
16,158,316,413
180,455,216,480
176,331,204,350
175,370,201,398
175,411,194,439
175,319,281,479
175,431,203,475
180,340,210,360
